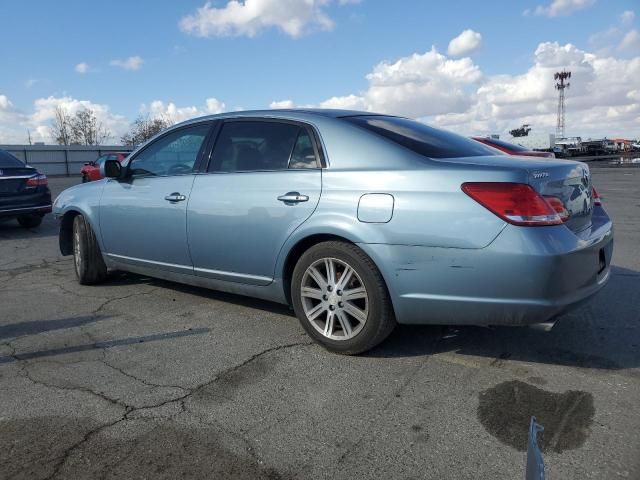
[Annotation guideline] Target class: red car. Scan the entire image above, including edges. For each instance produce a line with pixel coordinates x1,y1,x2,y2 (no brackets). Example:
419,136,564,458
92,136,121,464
81,152,129,182
472,137,555,158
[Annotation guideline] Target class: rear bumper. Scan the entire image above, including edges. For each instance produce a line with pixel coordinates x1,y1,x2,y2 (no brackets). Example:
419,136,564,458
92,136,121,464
0,190,52,218
361,208,613,326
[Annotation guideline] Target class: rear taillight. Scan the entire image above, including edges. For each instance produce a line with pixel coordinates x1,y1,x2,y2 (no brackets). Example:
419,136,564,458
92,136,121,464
461,182,564,226
25,174,48,187
592,186,602,206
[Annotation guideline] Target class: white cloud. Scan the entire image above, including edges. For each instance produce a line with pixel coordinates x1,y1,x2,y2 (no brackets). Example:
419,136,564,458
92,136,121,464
179,0,336,38
269,99,296,109
0,95,229,144
277,41,639,138
25,78,41,88
621,10,635,25
432,42,640,138
532,0,595,17
447,29,482,57
144,97,227,124
318,47,483,118
589,10,639,56
75,62,90,74
0,94,130,144
109,56,144,71
0,95,28,143
619,30,640,52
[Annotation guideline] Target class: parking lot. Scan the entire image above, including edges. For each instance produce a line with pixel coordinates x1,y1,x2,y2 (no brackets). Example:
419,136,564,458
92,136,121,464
1,166,638,479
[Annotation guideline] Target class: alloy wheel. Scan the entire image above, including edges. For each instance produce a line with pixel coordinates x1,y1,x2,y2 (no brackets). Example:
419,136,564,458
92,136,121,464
300,257,369,340
73,226,82,276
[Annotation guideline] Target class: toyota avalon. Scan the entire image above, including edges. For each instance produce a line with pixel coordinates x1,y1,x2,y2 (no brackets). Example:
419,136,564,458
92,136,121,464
53,110,613,354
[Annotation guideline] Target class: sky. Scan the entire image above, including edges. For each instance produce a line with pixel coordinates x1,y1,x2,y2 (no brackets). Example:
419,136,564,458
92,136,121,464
1,0,639,144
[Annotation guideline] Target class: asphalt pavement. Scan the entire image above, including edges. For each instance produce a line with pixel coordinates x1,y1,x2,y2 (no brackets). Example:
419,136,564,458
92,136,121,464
1,167,638,479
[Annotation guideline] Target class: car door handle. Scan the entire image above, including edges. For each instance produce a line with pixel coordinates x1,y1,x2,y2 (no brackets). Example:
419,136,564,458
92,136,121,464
164,192,187,202
277,192,309,203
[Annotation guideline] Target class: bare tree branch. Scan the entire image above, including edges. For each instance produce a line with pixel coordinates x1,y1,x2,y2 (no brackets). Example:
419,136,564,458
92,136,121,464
121,115,171,146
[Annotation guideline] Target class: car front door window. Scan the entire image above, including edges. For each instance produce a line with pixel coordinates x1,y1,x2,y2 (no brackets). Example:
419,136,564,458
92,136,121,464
129,125,210,177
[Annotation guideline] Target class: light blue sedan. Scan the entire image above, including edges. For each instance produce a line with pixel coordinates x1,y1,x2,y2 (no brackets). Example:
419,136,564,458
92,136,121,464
53,110,613,354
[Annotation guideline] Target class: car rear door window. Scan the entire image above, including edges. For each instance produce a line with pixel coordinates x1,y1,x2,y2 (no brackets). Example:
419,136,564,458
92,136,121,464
344,116,498,159
289,129,318,169
209,121,316,172
129,124,210,177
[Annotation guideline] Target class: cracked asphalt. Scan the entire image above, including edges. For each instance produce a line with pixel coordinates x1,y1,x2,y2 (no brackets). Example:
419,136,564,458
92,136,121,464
1,167,639,479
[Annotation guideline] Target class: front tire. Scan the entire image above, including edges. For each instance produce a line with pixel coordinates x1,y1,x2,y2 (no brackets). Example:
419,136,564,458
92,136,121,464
17,214,43,228
72,215,107,285
291,241,396,355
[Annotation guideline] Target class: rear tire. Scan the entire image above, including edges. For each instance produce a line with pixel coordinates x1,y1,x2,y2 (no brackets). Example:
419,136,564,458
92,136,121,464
72,215,107,285
291,241,396,355
82,175,89,183
17,214,43,228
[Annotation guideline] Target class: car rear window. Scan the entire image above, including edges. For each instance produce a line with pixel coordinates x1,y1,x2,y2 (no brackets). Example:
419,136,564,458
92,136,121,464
0,150,25,168
480,138,530,152
343,116,499,159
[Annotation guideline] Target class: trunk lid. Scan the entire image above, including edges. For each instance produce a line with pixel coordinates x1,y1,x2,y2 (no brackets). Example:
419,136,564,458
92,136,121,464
0,167,37,196
527,161,593,232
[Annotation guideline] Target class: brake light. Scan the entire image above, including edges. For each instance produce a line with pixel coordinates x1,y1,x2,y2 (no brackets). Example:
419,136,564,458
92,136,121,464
25,174,48,187
592,186,602,206
461,182,563,226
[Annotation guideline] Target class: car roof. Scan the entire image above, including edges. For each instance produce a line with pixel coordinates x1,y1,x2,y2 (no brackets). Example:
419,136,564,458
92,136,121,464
173,108,390,129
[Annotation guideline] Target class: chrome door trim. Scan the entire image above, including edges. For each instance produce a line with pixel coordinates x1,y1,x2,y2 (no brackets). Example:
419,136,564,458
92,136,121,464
194,266,272,286
106,253,193,273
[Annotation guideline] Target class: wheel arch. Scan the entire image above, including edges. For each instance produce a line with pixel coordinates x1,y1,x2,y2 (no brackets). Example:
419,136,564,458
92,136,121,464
281,233,356,305
58,208,102,256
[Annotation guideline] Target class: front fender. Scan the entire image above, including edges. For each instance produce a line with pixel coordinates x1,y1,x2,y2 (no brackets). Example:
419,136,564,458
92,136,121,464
53,181,106,252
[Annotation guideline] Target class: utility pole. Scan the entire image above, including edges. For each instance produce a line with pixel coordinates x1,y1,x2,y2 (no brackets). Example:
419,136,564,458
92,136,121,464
554,71,571,139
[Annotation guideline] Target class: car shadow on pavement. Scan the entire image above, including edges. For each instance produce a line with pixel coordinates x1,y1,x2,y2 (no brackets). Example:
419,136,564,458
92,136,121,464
368,266,640,371
0,327,210,364
0,314,111,341
0,217,58,240
101,271,295,317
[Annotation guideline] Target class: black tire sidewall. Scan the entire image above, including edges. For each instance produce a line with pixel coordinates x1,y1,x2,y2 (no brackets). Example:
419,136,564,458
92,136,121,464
72,215,107,284
291,241,395,354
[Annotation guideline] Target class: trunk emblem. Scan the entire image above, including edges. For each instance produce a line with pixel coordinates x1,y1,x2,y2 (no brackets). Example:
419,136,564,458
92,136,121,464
532,172,549,179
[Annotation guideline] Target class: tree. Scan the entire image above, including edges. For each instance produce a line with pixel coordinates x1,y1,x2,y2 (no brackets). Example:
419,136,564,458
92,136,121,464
50,106,111,145
70,108,111,145
51,106,73,145
121,115,171,146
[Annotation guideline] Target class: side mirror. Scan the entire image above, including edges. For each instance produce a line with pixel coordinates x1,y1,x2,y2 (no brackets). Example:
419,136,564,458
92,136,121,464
102,159,122,179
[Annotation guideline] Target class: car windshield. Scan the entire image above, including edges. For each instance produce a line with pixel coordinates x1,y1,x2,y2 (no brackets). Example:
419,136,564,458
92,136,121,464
0,150,25,168
480,138,530,152
344,116,499,159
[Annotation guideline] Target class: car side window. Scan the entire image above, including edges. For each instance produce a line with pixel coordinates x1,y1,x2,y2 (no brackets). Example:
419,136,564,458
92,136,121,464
94,155,108,167
129,124,210,177
289,129,318,169
209,121,314,172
